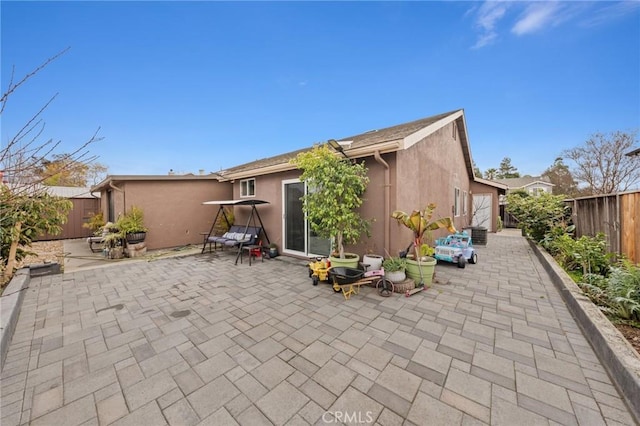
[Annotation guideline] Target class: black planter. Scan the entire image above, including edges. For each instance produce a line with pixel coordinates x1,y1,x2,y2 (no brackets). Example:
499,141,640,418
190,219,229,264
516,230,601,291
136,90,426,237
269,248,278,258
126,232,147,244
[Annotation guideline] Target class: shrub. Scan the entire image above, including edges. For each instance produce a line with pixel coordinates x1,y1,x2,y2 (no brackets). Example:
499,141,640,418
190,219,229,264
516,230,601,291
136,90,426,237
547,232,610,276
578,262,640,323
506,192,571,242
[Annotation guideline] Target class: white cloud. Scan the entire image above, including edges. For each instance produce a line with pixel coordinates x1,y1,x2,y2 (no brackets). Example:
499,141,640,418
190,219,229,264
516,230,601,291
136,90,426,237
471,1,511,48
470,0,638,48
580,1,640,27
512,2,561,35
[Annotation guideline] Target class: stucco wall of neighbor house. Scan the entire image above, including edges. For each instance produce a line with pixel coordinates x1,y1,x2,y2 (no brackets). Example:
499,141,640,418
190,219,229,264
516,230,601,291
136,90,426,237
470,180,501,232
393,122,471,256
99,180,232,250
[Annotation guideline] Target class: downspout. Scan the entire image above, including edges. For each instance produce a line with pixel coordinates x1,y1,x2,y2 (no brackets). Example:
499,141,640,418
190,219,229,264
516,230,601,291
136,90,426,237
374,151,390,255
109,181,125,217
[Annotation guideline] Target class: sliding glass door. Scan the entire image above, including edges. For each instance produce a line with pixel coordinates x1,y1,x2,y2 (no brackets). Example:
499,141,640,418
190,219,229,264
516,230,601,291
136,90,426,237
282,179,330,257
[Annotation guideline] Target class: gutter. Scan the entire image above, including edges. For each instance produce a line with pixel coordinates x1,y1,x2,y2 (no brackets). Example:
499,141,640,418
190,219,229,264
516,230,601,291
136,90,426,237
374,150,390,255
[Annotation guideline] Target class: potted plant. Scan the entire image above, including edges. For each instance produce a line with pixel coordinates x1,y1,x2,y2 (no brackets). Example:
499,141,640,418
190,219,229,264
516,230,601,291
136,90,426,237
268,242,279,258
101,223,124,259
116,206,148,244
83,211,105,236
363,252,384,271
392,203,456,286
382,256,406,282
291,144,370,268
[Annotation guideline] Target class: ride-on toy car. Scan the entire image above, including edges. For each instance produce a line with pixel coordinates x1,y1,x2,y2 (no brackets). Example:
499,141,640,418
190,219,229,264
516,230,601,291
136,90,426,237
434,231,477,268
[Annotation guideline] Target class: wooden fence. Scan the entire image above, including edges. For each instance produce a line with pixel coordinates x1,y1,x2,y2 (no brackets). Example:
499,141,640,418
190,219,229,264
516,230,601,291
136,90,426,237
569,190,640,264
35,198,100,241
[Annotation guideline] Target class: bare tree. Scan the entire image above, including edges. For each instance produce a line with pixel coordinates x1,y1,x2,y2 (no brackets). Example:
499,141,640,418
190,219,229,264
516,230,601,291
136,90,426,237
563,131,640,195
1,50,103,282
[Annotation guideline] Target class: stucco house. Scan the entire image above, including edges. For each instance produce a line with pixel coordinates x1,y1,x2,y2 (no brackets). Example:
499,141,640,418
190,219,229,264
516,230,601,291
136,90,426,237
91,174,231,250
92,109,505,257
217,109,506,258
494,176,554,196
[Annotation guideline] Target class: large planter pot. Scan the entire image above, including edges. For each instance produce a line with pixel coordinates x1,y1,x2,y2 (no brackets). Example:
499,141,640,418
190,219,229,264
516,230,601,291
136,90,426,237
362,254,383,271
385,269,406,283
405,256,436,285
329,253,360,269
126,232,147,244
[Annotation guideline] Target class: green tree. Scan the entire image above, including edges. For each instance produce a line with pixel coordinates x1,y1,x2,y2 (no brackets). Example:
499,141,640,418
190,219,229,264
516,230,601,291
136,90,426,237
1,186,72,281
290,144,370,259
497,157,520,179
484,168,498,180
472,161,482,178
542,157,578,196
563,130,640,195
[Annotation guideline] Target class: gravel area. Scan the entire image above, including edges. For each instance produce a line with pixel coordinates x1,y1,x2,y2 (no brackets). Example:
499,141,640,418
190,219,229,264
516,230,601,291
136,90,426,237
15,240,65,269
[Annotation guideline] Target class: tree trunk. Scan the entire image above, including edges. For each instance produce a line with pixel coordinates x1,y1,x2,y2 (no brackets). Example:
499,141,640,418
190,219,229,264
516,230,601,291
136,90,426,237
4,221,22,282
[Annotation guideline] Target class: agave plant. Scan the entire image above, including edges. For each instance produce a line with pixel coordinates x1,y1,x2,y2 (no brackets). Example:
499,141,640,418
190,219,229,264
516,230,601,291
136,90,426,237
392,203,456,258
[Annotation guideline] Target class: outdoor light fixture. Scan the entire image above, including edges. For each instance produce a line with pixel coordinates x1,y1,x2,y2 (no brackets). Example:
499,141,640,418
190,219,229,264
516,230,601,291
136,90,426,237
327,139,350,159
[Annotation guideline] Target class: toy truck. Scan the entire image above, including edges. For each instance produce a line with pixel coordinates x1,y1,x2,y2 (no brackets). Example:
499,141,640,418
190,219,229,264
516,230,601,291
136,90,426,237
434,232,478,268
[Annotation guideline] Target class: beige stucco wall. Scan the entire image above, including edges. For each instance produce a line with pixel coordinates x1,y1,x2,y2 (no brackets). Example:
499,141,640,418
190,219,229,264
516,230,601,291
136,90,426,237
392,122,471,256
228,121,473,260
99,179,232,250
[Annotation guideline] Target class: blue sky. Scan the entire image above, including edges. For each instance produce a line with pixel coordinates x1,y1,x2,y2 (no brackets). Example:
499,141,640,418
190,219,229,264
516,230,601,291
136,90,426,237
2,1,639,179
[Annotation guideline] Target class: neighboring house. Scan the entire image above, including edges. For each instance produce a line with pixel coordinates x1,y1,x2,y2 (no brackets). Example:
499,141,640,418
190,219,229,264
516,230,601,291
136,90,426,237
91,174,231,250
494,176,554,196
34,186,101,241
626,147,640,157
494,176,554,228
91,109,506,257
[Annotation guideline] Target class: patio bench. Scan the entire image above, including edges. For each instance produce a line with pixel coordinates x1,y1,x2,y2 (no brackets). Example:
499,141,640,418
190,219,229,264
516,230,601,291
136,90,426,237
87,228,111,253
202,225,262,253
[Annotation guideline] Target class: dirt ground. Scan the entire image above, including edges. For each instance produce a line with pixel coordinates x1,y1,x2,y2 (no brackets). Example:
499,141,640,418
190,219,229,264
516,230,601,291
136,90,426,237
616,324,640,355
13,241,640,356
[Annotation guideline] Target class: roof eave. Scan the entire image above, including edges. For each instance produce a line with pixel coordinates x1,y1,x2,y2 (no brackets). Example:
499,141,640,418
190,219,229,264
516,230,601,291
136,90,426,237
220,140,403,180
474,177,508,190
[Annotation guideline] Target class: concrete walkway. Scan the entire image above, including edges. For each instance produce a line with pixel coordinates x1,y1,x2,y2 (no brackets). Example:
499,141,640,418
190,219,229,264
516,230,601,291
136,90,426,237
1,232,637,425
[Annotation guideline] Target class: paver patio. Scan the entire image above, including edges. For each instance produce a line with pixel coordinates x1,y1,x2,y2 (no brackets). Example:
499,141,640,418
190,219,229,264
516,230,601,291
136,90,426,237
1,232,637,425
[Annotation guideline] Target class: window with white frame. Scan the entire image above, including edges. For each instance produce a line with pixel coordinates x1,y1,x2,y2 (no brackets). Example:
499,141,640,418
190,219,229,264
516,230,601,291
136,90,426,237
240,178,255,197
454,187,461,217
463,190,468,216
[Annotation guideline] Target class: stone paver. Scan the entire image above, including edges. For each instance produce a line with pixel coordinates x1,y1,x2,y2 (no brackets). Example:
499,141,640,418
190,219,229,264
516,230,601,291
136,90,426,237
1,233,637,425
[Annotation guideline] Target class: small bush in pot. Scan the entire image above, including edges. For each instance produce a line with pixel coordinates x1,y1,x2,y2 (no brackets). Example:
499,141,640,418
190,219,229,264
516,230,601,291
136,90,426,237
116,206,148,244
383,256,407,282
383,256,406,272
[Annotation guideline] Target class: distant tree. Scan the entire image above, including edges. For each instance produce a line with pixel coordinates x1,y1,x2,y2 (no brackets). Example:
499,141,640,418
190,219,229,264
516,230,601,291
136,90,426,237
1,49,102,283
484,168,498,180
542,157,578,197
36,154,107,186
563,131,640,195
472,161,482,178
87,163,108,186
497,157,520,179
